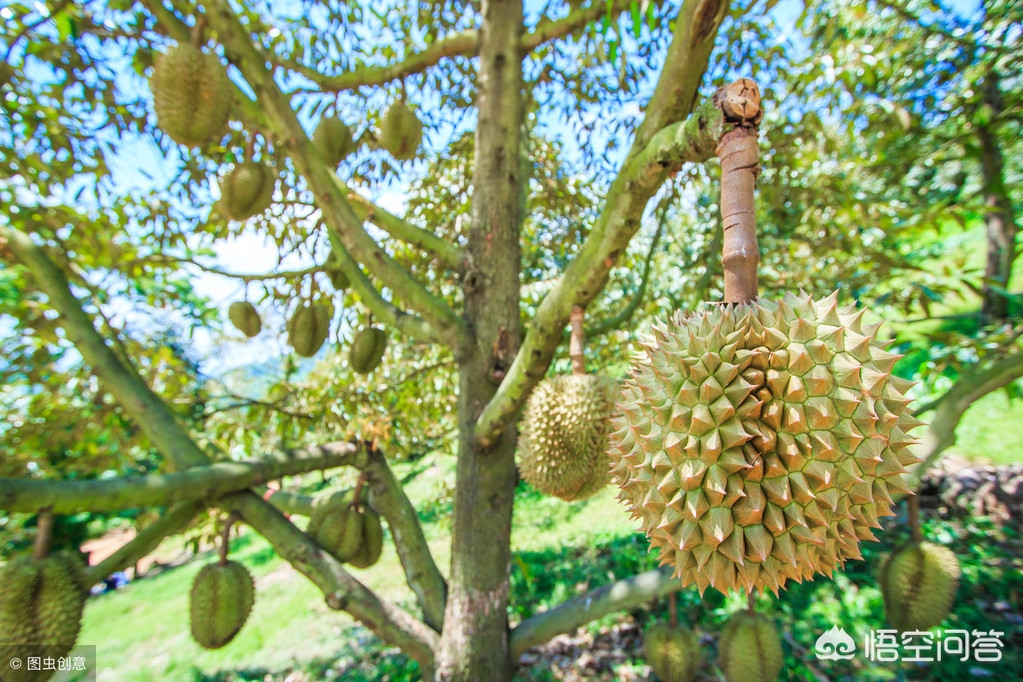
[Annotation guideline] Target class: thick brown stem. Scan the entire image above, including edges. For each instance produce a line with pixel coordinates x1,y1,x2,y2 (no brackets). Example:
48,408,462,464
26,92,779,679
747,589,756,614
569,305,585,375
33,509,54,560
907,495,923,543
668,591,678,628
715,79,762,304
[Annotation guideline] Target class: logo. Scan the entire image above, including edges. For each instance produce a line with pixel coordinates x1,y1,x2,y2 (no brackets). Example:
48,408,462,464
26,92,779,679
815,626,856,660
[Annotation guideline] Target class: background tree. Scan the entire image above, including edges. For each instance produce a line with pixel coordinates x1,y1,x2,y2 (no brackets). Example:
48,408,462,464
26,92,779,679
0,0,1021,680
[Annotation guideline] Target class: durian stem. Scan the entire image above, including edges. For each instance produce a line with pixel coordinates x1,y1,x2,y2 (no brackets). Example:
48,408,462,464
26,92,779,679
569,305,586,375
747,589,756,614
245,131,256,161
190,15,206,48
715,79,762,304
33,508,54,560
219,512,239,565
352,472,368,512
668,591,678,628
907,495,923,543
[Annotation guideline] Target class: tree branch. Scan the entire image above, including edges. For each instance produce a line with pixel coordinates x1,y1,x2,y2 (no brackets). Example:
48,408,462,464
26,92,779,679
346,191,464,273
323,229,445,344
0,442,365,514
361,447,447,632
201,0,465,349
509,566,682,658
83,501,204,585
273,0,644,92
2,226,209,470
474,55,733,447
905,348,1023,489
223,491,439,669
139,254,322,283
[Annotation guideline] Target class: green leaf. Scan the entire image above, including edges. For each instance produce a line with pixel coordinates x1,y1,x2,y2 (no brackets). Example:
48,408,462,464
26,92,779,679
631,1,642,39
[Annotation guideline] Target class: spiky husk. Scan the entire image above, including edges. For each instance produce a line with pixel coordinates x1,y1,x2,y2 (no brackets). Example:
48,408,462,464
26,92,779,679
879,541,959,631
287,301,333,358
609,292,923,596
348,508,384,569
228,301,261,338
307,491,364,562
644,622,701,682
313,117,355,167
519,374,619,502
350,327,388,374
189,560,255,649
219,162,276,221
150,44,232,147
717,611,782,682
379,103,423,161
0,552,87,654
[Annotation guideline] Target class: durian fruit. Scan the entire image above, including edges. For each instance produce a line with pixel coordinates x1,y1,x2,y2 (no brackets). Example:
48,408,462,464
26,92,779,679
717,611,783,682
0,551,87,655
189,559,255,649
228,301,261,338
379,102,423,161
879,541,959,631
348,508,384,569
608,292,923,596
307,490,364,562
312,117,355,167
218,162,277,221
644,621,702,682
150,44,232,147
518,374,619,502
324,250,351,291
307,491,384,568
287,301,333,358
350,327,388,374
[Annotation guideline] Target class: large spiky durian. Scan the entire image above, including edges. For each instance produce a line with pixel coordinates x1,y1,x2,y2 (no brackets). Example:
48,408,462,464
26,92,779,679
218,162,277,221
519,374,619,502
313,117,355,167
644,621,702,682
349,327,388,374
379,103,423,161
189,560,255,649
287,301,333,358
879,541,959,631
228,301,261,338
0,551,87,655
608,292,923,596
150,44,232,147
717,611,782,682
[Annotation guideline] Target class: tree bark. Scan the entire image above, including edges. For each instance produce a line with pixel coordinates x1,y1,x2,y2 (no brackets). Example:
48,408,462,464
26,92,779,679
435,0,524,678
976,72,1018,324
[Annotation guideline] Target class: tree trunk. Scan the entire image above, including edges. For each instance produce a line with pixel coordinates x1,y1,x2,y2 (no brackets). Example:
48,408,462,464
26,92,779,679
976,71,1018,324
435,0,524,679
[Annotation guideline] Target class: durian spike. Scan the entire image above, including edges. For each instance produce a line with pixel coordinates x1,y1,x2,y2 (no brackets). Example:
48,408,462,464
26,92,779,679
34,508,54,560
715,79,762,304
569,305,586,375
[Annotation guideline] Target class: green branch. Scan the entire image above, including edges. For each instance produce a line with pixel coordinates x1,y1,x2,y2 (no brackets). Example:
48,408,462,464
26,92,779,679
473,46,732,447
272,0,645,92
2,226,209,470
223,491,439,669
361,448,447,632
345,190,464,273
905,349,1023,489
323,230,444,344
509,566,682,658
202,0,465,349
0,442,366,514
83,501,204,586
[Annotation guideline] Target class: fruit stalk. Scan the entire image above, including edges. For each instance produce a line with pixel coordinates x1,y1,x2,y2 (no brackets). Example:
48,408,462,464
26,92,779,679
907,495,923,543
33,508,54,559
569,305,586,375
715,78,762,303
668,590,678,628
